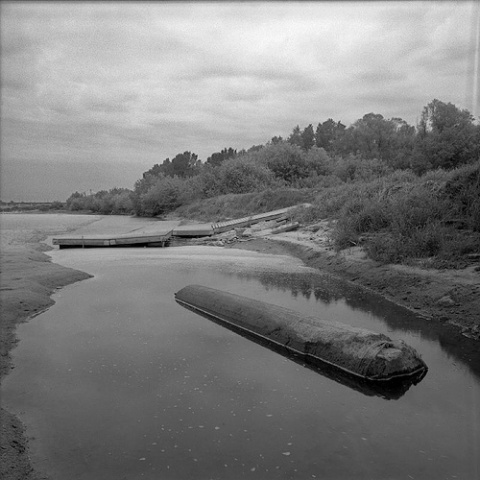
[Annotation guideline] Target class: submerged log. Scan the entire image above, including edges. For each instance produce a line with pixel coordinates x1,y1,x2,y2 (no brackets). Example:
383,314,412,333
175,285,428,383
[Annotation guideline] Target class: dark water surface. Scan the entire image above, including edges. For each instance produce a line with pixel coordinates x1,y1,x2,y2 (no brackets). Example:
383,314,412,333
2,219,479,480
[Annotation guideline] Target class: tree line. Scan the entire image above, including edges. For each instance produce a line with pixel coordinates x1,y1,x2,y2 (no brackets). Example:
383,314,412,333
66,99,480,216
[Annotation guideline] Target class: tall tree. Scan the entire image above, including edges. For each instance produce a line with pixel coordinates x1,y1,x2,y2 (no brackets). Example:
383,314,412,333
287,125,303,148
316,119,345,153
301,124,315,150
415,99,479,171
269,135,284,145
419,99,475,135
171,151,200,178
206,148,237,167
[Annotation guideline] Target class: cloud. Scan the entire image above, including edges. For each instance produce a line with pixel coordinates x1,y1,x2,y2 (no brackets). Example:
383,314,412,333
0,1,477,201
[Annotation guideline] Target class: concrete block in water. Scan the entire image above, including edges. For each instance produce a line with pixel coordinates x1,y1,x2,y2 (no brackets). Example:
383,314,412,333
175,285,428,382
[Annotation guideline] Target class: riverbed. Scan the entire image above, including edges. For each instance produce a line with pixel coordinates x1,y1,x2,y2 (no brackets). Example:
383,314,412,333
1,214,479,480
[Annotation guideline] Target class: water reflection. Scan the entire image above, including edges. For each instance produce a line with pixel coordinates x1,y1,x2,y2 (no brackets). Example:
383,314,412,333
5,242,479,480
179,301,427,401
228,269,480,380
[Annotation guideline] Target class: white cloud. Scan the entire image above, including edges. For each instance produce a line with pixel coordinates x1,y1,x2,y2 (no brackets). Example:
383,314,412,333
0,1,478,201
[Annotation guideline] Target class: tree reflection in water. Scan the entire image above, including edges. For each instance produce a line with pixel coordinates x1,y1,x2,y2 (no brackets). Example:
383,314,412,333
225,269,480,380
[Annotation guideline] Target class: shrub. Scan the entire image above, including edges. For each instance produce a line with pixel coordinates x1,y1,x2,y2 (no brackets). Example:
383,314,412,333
333,155,392,182
217,156,278,194
175,188,313,222
441,162,480,231
253,143,309,183
333,162,480,264
140,176,184,216
333,198,390,249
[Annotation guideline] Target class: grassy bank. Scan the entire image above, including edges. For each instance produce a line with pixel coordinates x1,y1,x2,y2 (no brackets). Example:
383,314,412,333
172,161,480,269
174,187,314,222
296,162,480,268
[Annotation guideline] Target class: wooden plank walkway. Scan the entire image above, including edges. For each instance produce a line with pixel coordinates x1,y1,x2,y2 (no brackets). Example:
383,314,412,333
52,231,172,249
211,206,293,234
172,223,214,237
52,205,303,248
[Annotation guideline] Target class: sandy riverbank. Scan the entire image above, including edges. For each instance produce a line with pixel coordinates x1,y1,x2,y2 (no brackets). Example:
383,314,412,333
1,227,95,479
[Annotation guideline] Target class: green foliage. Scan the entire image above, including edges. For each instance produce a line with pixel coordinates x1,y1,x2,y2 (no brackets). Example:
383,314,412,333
206,147,237,167
333,197,390,249
65,98,480,268
139,152,201,182
66,188,133,214
216,156,278,194
315,119,346,153
0,201,66,212
66,192,89,211
301,124,316,150
414,99,479,171
137,176,184,216
321,162,480,264
287,125,303,148
333,114,416,167
332,155,392,183
170,151,201,178
175,188,314,222
254,143,308,183
441,162,480,231
304,147,332,176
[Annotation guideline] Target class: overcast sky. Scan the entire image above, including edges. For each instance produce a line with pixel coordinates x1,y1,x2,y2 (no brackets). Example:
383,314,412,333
1,1,479,201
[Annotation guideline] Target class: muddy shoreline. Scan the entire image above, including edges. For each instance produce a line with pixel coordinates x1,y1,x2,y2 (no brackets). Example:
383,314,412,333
1,233,92,480
226,233,480,379
1,218,479,479
225,227,480,339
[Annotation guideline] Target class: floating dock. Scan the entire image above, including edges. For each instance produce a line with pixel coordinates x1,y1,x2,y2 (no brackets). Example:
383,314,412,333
52,231,172,249
52,206,301,248
210,207,292,234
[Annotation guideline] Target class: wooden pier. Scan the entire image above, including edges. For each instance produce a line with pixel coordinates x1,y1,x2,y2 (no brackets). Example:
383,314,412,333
211,207,292,234
52,231,173,249
52,205,302,249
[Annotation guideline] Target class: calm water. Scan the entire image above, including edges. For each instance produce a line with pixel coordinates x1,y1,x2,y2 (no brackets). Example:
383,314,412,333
0,212,101,246
1,215,479,480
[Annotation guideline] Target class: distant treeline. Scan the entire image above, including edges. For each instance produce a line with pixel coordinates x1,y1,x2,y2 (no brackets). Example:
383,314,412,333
0,201,65,212
66,98,480,218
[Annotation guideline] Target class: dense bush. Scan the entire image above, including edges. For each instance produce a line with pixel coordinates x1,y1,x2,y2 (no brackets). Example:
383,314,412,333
65,98,480,267
325,162,480,264
66,188,134,214
216,156,278,194
332,156,393,183
136,176,183,216
176,188,314,222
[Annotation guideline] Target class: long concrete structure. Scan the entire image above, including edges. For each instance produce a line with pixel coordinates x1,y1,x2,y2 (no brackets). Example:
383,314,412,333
175,285,428,384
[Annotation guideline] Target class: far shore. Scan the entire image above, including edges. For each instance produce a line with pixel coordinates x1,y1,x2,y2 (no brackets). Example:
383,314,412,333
1,212,479,480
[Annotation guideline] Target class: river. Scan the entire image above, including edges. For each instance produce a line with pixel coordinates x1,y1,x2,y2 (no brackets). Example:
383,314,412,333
1,214,479,479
